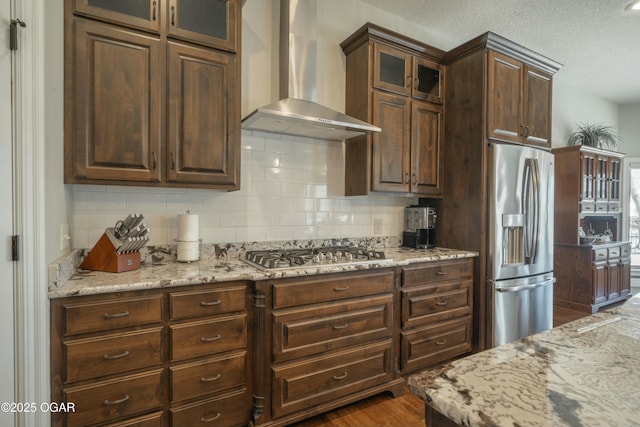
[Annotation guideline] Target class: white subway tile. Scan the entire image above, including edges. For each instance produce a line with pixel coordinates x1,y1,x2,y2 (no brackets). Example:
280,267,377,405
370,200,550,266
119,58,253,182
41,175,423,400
166,194,203,213
316,198,341,212
252,150,280,167
266,197,293,212
305,184,327,198
279,211,305,226
317,225,341,239
236,226,266,242
292,225,317,240
266,226,294,241
306,211,330,225
220,212,250,227
280,183,306,198
250,181,281,197
125,193,167,211
264,167,293,182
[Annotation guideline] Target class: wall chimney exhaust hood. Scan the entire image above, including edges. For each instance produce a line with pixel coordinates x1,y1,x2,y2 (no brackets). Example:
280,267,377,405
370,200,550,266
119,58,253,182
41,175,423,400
241,0,381,141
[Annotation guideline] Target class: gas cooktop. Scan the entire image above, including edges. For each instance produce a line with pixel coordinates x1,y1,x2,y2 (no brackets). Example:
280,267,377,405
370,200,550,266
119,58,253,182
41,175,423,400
243,246,390,270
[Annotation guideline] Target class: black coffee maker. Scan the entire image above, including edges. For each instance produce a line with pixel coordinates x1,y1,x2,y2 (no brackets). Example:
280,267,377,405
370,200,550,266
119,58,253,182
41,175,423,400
402,206,436,249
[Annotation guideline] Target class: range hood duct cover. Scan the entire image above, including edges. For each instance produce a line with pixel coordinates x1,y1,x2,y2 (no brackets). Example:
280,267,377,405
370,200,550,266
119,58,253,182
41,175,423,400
241,0,381,141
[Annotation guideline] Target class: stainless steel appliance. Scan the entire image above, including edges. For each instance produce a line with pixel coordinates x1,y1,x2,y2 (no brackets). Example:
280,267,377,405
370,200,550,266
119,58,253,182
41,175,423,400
243,246,390,270
488,142,555,346
402,206,436,249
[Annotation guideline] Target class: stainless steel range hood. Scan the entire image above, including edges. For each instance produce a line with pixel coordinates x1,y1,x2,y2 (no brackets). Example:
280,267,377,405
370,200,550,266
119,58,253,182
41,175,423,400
241,0,381,141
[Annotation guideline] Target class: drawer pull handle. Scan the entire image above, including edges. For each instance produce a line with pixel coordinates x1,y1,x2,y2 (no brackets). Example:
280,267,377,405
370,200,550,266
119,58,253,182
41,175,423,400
200,334,222,343
334,286,349,291
333,323,349,330
200,373,221,382
435,271,447,276
200,300,222,307
103,350,130,360
104,395,130,406
436,300,448,306
333,372,348,380
435,339,447,346
103,311,130,319
200,413,221,423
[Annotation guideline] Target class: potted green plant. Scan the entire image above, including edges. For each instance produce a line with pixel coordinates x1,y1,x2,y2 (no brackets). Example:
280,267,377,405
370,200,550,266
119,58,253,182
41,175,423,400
567,123,619,150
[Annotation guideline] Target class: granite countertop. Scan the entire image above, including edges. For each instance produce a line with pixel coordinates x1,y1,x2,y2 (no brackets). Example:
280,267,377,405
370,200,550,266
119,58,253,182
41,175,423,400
49,246,477,299
407,294,640,427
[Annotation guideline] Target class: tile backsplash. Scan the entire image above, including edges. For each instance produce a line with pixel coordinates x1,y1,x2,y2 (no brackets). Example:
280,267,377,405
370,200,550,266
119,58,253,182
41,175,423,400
71,131,414,249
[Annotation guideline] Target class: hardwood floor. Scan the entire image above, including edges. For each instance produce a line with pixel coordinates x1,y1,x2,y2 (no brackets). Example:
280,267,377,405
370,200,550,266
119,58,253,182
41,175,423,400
289,388,425,427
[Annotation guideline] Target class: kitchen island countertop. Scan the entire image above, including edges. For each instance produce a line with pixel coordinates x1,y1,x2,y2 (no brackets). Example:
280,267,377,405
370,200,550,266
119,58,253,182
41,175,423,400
49,246,477,299
407,294,640,427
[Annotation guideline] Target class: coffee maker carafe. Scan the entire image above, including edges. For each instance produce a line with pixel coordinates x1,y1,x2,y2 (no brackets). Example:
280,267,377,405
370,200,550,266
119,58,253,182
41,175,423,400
402,206,436,249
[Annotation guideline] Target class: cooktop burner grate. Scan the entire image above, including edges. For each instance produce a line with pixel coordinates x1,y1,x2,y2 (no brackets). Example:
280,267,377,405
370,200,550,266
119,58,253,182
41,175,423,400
243,246,389,270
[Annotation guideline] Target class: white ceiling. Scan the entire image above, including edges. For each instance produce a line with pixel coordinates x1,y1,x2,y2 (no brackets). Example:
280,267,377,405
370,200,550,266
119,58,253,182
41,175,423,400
359,0,640,105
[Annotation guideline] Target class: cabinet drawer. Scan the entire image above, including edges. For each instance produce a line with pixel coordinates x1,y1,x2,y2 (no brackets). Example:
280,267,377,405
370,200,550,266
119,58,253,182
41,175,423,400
171,351,246,403
273,295,393,362
63,295,163,336
272,341,393,418
170,389,247,427
65,327,163,382
621,243,632,258
103,411,164,427
170,285,246,320
400,316,472,373
609,247,621,258
64,369,163,427
402,259,473,287
272,270,394,309
401,280,472,329
593,248,608,261
170,314,246,361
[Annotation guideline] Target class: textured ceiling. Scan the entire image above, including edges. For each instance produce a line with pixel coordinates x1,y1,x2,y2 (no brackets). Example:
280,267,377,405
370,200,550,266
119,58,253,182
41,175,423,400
359,0,640,105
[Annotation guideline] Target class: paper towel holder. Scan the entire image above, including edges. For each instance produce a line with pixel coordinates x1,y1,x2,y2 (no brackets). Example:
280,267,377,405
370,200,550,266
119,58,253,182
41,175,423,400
174,238,202,263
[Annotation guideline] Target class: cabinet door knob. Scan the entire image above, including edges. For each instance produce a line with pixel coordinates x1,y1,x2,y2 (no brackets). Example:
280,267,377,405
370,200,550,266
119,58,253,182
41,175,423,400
405,172,410,184
406,75,411,88
412,173,417,186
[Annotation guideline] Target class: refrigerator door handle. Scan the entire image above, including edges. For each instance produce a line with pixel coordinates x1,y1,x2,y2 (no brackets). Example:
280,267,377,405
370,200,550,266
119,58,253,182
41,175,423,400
495,277,556,293
522,158,541,265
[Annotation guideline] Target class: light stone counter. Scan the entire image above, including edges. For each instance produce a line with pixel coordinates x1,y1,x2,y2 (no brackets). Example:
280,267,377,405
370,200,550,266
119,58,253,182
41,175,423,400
49,245,477,299
407,306,640,427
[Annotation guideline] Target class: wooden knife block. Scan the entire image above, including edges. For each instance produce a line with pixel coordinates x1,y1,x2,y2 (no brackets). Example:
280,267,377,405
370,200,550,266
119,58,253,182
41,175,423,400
80,232,140,273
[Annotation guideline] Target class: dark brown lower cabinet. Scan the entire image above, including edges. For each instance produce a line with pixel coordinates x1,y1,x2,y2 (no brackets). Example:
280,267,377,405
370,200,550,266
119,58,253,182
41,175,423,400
51,283,251,427
555,243,631,313
251,269,405,427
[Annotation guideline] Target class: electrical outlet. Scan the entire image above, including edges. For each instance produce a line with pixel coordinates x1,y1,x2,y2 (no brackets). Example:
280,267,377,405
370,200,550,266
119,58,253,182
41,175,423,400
60,224,70,251
373,218,383,235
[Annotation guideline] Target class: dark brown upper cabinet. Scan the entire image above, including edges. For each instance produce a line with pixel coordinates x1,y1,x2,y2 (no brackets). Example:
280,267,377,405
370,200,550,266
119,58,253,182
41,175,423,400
487,50,553,148
65,0,240,190
341,23,445,197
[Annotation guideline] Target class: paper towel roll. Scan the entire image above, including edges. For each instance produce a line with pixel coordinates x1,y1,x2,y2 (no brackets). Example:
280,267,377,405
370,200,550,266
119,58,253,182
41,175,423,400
177,213,199,242
177,240,199,262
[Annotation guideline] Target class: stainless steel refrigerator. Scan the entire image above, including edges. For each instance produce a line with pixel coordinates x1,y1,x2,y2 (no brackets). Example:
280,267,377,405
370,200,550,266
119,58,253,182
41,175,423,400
487,142,555,346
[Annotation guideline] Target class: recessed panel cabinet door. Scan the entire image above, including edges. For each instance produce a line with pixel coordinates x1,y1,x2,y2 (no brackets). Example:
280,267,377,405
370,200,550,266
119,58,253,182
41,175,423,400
71,18,162,183
371,91,411,193
167,42,239,188
487,51,523,143
523,65,552,147
411,101,442,196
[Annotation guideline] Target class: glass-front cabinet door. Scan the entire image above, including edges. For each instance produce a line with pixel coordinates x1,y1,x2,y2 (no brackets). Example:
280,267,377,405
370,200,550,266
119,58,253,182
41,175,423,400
373,42,411,97
609,157,622,211
580,152,596,212
74,0,161,32
167,0,238,52
413,57,442,104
